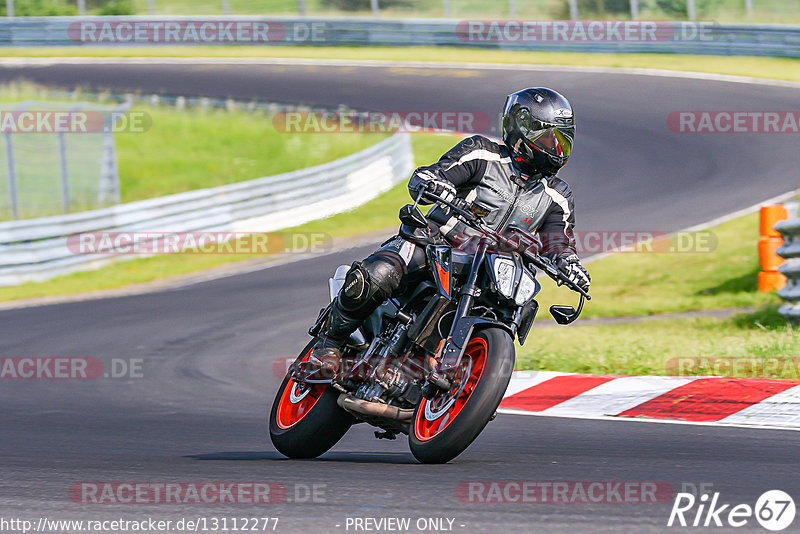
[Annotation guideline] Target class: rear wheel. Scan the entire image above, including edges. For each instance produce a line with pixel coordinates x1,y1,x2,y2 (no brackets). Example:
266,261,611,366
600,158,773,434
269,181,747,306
409,327,515,464
269,340,354,459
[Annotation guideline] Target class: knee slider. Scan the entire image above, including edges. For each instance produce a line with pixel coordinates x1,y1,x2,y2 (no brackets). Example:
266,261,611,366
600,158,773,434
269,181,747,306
340,262,371,311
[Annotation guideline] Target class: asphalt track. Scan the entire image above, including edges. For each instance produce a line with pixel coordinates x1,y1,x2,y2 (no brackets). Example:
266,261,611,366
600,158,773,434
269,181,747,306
1,60,799,533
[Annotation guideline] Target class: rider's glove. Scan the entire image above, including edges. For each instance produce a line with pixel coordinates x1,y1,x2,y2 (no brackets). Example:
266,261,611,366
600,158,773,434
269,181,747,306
415,173,457,204
544,252,591,292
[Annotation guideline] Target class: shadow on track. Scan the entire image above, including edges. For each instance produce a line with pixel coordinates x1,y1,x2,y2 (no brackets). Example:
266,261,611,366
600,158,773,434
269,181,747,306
186,451,417,464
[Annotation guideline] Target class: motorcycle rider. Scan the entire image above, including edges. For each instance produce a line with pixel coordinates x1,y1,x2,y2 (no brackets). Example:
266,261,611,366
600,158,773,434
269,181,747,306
309,87,591,375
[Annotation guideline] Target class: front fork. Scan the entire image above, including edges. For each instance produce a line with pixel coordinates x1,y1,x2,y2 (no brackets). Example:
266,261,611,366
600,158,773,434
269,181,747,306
423,240,489,395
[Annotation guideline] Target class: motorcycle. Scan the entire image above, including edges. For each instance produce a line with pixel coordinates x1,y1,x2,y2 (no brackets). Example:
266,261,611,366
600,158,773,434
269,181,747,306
269,185,590,463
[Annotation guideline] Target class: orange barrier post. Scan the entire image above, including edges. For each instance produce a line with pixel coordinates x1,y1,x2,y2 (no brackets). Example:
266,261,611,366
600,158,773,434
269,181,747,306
758,204,789,292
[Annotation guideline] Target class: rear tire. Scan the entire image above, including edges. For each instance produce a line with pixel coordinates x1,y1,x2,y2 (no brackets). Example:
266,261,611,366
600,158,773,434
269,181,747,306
409,327,515,464
269,340,355,459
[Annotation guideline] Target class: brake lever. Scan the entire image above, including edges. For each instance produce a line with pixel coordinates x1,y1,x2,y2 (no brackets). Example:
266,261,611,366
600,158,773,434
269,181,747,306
528,255,592,300
412,182,430,210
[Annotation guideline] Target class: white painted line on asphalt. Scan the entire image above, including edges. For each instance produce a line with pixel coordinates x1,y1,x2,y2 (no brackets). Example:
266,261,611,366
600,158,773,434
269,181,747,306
680,190,797,234
584,189,797,265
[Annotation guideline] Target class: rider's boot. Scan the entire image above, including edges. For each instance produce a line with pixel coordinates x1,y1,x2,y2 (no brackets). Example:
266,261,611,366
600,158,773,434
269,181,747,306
308,299,363,377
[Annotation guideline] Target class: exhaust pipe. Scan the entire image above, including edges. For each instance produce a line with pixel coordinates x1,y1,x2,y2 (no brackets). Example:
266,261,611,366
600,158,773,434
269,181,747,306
337,394,413,422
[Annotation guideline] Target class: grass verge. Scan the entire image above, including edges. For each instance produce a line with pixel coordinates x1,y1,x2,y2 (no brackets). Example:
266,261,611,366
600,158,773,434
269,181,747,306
1,47,798,84
116,106,388,202
516,307,800,379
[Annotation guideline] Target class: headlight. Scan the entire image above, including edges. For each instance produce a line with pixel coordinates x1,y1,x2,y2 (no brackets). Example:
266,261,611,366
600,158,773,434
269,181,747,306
493,257,516,299
515,269,538,305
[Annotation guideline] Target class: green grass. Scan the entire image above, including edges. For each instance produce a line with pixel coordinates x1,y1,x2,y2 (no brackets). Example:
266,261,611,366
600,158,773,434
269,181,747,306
114,105,388,202
5,47,800,84
0,132,458,302
516,307,800,379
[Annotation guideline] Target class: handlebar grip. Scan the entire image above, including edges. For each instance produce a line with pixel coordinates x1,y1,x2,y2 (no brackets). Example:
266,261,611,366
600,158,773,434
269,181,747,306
450,197,471,212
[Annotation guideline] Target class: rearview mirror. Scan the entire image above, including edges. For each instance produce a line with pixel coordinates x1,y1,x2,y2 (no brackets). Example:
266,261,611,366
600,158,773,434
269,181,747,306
399,204,428,228
549,304,577,325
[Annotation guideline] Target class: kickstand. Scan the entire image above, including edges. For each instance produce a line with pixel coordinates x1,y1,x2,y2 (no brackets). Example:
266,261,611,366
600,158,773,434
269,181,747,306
374,430,397,440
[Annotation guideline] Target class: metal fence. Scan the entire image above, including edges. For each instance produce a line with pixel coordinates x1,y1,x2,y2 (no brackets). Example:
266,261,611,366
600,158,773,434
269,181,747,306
0,16,798,57
0,131,413,286
0,100,127,220
776,218,800,320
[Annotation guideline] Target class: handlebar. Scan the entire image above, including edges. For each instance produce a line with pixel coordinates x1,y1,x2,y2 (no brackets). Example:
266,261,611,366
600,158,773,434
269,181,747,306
415,185,591,301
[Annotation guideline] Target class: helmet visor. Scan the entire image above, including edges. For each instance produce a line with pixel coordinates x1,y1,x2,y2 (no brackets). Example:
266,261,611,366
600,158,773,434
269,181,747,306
516,108,573,159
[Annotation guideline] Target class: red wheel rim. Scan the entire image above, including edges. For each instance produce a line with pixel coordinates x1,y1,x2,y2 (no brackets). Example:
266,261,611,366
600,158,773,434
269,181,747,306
275,348,326,429
414,336,488,441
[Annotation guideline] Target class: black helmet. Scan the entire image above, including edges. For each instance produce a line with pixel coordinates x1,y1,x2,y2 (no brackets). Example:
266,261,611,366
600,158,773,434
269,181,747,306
502,87,575,176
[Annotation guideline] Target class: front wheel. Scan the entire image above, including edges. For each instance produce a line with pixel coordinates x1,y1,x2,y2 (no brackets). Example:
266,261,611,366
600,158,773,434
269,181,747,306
269,340,355,459
409,327,515,464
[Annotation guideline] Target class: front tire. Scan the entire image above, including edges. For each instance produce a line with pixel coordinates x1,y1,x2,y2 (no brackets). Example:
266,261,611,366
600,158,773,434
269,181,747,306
409,327,515,464
269,340,355,459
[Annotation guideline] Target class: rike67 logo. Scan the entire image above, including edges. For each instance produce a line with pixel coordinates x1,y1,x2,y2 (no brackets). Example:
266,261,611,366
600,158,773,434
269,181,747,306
668,490,796,531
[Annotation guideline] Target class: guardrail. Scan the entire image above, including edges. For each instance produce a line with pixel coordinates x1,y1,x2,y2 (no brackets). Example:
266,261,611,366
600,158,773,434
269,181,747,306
0,17,799,57
775,217,800,319
0,131,413,286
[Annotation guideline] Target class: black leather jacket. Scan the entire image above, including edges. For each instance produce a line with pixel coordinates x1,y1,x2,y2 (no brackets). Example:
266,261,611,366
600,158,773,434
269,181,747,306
408,135,578,257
